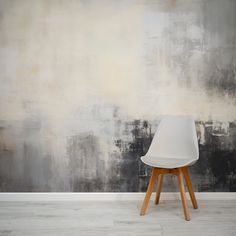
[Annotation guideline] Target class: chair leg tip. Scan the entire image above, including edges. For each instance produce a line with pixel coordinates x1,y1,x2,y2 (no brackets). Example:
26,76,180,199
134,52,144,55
140,210,145,216
185,217,190,221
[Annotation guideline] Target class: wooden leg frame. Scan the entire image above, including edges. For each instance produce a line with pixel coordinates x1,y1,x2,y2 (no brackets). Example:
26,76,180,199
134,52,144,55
140,166,198,221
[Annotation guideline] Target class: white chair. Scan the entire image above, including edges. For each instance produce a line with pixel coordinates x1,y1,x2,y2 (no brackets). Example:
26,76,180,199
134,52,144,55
140,116,199,221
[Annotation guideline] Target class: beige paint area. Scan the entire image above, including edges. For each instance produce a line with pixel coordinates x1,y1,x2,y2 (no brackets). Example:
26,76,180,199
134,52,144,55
0,0,235,135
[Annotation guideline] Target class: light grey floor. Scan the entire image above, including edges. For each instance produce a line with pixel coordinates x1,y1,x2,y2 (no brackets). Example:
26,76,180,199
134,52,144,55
0,200,236,236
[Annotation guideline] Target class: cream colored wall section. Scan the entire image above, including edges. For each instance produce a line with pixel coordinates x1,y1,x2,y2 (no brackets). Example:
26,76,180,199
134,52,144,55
1,0,235,124
0,1,143,122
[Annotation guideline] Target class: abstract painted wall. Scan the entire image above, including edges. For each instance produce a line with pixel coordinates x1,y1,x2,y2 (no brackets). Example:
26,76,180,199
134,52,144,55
0,0,236,192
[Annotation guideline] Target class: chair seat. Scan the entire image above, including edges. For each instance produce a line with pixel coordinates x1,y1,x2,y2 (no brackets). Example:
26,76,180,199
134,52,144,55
141,155,196,169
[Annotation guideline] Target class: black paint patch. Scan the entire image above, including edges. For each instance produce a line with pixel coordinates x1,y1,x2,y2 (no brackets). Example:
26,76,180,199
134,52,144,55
115,119,236,192
114,120,155,192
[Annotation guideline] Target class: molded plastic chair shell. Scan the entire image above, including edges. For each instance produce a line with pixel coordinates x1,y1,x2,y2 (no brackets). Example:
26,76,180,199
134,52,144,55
141,116,199,169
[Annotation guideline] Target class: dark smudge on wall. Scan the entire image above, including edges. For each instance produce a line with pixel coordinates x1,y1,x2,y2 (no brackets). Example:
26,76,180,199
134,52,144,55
66,133,106,191
0,118,236,192
206,66,236,96
114,120,236,192
0,118,53,191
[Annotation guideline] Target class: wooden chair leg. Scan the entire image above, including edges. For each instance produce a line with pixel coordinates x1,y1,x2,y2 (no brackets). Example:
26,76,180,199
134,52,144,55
177,169,190,221
155,174,164,205
140,168,159,215
182,167,198,209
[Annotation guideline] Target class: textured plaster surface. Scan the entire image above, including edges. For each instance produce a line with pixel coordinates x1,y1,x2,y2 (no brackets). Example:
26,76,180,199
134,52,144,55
0,0,236,191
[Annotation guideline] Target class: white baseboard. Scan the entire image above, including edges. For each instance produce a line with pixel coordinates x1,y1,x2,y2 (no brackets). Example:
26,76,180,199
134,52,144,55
0,192,235,201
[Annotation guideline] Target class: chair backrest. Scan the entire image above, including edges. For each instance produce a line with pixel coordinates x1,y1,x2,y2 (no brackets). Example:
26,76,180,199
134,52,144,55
146,116,199,160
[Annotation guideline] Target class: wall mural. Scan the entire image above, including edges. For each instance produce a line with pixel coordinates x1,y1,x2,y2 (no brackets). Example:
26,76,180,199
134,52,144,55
0,0,236,192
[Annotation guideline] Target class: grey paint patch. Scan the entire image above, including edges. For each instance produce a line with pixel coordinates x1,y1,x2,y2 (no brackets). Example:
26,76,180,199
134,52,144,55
67,133,106,191
206,66,236,96
0,118,54,192
0,118,236,192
